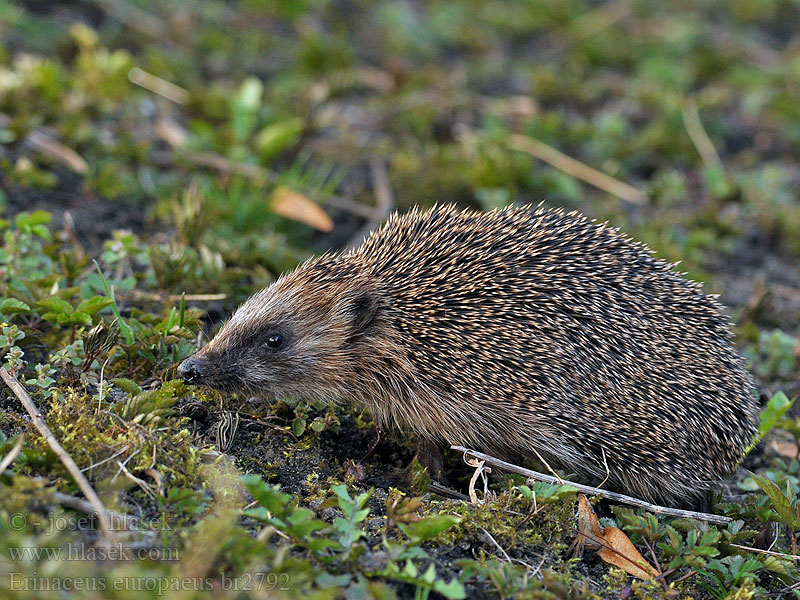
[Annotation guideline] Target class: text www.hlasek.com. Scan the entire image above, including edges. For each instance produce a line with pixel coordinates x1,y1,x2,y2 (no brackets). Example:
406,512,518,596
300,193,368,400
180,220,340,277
8,542,179,562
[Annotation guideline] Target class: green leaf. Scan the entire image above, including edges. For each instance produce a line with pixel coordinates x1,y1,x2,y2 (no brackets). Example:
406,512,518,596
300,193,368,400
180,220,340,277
332,484,354,512
15,210,52,229
691,545,721,557
746,391,794,454
316,573,351,588
77,296,114,316
432,577,467,599
517,484,533,500
292,417,307,437
242,475,291,516
288,509,329,537
60,312,93,326
0,298,30,316
398,514,461,543
753,475,800,530
254,117,305,162
36,297,74,315
231,77,263,141
761,392,793,435
31,224,51,240
524,482,579,503
112,378,143,395
762,554,800,584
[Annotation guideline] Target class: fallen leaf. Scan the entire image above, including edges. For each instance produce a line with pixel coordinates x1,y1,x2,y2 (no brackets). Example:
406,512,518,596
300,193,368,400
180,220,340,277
768,438,800,459
573,494,659,580
574,493,604,553
597,526,659,580
270,186,334,232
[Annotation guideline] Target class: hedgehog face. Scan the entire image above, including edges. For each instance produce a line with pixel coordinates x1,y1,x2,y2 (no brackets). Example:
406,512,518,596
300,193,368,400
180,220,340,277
177,259,380,401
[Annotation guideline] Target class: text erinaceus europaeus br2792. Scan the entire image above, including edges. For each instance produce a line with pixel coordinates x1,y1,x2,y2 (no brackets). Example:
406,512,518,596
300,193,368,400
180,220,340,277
178,205,758,504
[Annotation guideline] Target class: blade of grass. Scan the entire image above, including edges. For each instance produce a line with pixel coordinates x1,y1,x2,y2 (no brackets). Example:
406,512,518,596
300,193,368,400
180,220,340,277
93,259,135,344
178,292,185,328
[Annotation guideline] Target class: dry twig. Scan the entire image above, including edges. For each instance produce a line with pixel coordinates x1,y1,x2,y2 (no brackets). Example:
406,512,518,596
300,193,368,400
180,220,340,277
507,134,646,205
27,131,89,174
51,492,138,533
346,158,395,249
0,433,24,474
682,99,723,170
0,367,114,538
128,68,190,104
123,290,227,303
480,527,512,563
729,543,800,561
451,445,732,525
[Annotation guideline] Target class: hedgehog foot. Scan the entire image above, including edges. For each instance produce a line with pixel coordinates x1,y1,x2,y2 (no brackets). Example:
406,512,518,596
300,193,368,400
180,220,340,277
413,438,444,481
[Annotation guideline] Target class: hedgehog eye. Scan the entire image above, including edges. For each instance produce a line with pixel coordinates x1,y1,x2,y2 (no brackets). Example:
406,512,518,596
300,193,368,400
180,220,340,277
265,334,284,349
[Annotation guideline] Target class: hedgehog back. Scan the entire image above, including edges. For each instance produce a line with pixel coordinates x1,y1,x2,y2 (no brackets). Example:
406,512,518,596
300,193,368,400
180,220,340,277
352,205,757,503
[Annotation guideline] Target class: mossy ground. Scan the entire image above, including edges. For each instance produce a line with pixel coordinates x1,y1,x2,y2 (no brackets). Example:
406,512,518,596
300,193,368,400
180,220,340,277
1,1,800,598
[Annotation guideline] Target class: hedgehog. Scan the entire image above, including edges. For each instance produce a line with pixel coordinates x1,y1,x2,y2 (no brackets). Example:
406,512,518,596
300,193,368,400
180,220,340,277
178,205,759,505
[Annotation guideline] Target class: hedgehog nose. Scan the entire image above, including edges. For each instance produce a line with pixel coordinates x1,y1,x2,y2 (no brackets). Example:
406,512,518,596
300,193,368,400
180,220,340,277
178,356,206,384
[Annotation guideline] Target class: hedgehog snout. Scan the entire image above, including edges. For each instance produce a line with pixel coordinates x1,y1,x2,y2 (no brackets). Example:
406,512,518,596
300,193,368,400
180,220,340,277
178,355,209,384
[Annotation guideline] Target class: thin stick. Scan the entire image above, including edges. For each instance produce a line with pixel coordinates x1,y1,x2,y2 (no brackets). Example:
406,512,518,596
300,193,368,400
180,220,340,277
507,134,646,205
430,482,470,501
0,367,114,537
682,99,723,170
128,68,190,105
480,527,512,563
51,492,137,533
182,149,271,180
28,131,89,174
115,460,156,500
123,290,227,303
729,543,800,561
0,433,24,473
347,158,395,249
323,194,383,220
451,446,732,525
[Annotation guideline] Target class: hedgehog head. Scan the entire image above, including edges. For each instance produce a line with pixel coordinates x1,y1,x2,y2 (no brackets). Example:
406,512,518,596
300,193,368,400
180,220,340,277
178,255,382,401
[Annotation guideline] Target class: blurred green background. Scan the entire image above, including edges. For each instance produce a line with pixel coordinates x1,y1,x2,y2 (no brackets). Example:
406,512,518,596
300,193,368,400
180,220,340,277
3,0,799,383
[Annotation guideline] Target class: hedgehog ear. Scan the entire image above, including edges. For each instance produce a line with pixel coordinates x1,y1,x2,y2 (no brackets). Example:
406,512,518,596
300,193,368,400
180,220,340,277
349,291,379,335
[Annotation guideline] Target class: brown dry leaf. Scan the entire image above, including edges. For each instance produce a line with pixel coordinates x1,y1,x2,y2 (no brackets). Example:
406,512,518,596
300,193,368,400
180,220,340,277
270,185,334,232
768,438,800,459
575,493,604,553
597,526,659,580
574,494,658,580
